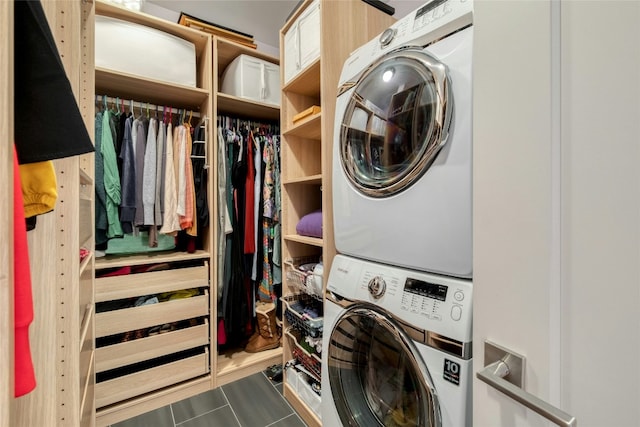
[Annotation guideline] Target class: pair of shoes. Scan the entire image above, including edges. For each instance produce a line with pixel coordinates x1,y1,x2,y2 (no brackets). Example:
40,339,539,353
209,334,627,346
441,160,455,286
265,364,283,382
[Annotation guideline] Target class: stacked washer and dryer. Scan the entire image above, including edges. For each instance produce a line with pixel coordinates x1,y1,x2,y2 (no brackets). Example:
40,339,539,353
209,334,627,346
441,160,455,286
322,1,474,426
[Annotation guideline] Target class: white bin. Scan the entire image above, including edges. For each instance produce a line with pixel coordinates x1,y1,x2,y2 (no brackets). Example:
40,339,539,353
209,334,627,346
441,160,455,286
221,54,281,107
95,15,197,88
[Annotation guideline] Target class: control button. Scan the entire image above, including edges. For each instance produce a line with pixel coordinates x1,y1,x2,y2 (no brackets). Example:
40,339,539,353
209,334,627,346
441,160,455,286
379,28,396,47
431,314,442,321
454,291,465,302
451,305,462,321
368,276,387,299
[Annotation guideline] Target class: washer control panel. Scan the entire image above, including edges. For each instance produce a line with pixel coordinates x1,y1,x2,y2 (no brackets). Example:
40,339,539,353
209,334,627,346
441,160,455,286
329,254,472,341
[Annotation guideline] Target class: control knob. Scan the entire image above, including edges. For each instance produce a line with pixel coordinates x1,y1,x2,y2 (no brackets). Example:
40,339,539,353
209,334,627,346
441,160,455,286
379,28,396,47
368,276,386,299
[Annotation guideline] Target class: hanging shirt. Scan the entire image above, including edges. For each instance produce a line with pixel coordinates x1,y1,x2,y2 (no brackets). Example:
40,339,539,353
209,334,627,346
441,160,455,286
119,116,136,233
13,146,36,398
243,131,256,254
143,118,157,225
160,123,181,235
102,110,123,238
133,118,147,227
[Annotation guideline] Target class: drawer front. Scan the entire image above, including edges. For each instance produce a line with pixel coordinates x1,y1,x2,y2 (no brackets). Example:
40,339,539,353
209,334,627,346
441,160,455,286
95,265,208,302
95,352,209,408
96,322,209,373
96,293,209,338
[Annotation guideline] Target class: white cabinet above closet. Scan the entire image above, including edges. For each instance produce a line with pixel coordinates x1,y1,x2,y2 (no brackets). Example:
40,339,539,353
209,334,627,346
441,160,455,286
283,0,320,85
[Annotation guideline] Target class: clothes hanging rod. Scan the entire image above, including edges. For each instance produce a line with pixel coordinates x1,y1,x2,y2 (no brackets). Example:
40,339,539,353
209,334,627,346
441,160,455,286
95,95,201,118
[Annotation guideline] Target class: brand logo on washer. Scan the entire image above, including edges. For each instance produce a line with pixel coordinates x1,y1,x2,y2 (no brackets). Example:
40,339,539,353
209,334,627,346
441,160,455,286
443,359,460,386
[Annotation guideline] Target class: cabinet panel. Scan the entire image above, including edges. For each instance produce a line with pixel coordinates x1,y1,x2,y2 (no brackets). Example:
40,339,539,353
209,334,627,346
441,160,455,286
96,322,209,372
95,294,209,338
95,351,209,408
95,265,208,302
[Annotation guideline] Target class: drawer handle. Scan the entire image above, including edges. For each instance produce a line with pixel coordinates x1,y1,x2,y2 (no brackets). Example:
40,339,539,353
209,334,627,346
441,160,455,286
476,341,577,427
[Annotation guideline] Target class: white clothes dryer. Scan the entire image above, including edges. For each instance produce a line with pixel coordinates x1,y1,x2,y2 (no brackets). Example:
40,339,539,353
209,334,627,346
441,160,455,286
322,255,472,427
333,0,473,278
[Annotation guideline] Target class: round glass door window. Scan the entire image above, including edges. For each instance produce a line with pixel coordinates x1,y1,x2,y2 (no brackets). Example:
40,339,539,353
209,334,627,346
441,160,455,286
327,304,440,427
340,49,452,197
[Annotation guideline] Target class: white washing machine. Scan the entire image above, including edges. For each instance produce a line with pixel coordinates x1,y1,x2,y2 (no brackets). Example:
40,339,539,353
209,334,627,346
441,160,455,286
333,0,473,278
322,255,472,427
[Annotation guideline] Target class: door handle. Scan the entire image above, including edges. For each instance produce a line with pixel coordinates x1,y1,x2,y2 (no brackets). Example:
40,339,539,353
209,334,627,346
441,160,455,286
477,341,577,427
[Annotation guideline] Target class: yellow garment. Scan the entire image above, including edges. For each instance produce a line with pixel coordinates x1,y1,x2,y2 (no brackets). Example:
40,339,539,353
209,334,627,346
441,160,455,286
19,160,57,218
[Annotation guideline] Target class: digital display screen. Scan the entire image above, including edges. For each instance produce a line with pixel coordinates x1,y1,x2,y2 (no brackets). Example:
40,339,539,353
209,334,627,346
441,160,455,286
404,278,448,301
416,0,447,18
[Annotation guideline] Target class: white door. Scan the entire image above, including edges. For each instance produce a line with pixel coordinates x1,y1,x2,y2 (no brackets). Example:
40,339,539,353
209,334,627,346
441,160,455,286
473,1,640,427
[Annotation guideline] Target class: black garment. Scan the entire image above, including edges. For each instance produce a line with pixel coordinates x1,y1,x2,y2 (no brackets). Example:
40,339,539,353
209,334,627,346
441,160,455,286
192,123,209,249
14,0,94,164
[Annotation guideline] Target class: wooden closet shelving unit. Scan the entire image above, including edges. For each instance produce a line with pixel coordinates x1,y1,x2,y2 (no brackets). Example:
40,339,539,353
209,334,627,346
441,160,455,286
279,1,395,426
212,36,283,387
92,2,214,426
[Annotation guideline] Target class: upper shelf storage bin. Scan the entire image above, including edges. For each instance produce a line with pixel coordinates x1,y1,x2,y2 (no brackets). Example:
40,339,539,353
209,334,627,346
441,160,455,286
96,15,197,87
221,54,281,106
283,0,320,85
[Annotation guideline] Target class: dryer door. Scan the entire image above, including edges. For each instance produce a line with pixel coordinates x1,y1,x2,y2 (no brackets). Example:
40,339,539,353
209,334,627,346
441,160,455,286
327,303,441,427
339,48,452,197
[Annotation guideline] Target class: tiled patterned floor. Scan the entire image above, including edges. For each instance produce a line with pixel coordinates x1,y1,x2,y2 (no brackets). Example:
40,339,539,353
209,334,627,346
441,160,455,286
111,370,308,427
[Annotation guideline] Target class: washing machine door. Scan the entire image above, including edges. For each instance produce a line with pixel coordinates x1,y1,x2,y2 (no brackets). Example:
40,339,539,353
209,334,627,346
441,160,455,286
339,48,452,197
327,302,441,427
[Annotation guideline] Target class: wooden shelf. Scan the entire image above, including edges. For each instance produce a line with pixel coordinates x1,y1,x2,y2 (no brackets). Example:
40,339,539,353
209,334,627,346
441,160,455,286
216,347,282,387
95,249,210,270
95,67,209,109
285,113,322,139
217,92,280,121
216,37,279,76
283,234,323,247
282,59,321,97
283,174,322,185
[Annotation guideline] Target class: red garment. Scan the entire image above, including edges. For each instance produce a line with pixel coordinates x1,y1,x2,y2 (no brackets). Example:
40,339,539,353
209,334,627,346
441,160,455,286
243,131,255,254
13,146,36,397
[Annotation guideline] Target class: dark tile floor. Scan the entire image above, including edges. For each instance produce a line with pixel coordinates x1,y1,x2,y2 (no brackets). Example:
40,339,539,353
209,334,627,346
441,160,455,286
110,370,308,427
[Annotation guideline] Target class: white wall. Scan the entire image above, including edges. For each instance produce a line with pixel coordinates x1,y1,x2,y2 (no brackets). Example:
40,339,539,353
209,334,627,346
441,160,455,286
142,1,279,56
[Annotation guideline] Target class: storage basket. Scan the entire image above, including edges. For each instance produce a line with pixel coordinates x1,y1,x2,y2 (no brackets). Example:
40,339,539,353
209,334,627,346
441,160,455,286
282,294,323,338
284,257,323,298
286,328,322,380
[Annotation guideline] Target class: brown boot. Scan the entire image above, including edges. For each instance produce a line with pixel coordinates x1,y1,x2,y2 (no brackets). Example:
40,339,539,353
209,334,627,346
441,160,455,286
245,301,280,353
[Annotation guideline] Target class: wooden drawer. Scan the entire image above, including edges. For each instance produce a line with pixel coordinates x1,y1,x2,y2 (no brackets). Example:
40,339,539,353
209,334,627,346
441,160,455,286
96,321,209,373
95,350,209,408
95,292,209,338
95,265,208,302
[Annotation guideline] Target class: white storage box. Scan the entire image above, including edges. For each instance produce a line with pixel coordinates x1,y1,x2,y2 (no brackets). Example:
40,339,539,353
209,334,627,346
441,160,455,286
221,54,281,106
285,365,321,419
284,0,320,84
95,15,197,87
